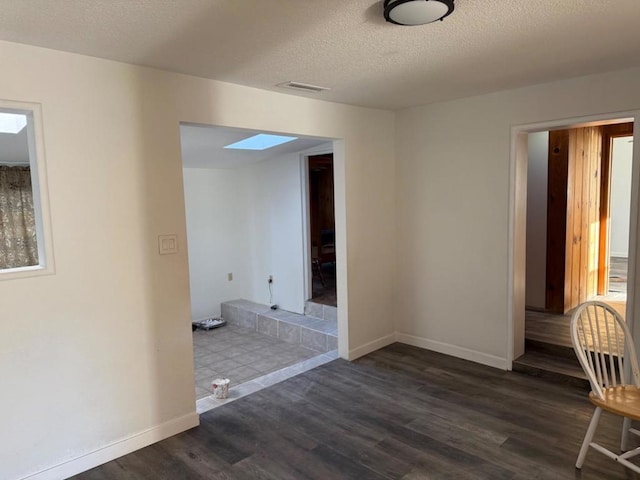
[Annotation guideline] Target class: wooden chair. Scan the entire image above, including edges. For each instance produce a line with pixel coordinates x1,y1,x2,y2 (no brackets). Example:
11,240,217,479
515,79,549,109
571,301,640,473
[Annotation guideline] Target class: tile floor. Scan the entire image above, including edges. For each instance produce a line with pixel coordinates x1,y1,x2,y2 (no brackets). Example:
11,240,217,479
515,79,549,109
196,350,339,414
193,323,322,400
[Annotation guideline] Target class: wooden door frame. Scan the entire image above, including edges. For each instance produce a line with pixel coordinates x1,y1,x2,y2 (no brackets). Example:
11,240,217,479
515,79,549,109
508,111,640,369
597,122,635,294
544,129,570,313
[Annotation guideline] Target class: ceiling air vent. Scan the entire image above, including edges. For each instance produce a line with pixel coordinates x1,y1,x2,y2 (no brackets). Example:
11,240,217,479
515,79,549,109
276,81,330,93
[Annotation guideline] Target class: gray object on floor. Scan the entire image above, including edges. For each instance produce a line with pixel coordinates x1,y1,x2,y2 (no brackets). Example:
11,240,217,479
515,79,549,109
193,317,226,330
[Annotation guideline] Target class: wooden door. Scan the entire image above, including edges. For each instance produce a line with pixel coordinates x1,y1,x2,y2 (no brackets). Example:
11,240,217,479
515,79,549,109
545,129,570,313
546,126,603,313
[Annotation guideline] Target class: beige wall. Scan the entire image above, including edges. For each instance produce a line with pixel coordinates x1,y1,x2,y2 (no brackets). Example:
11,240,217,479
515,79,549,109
0,40,395,479
395,67,640,368
8,32,640,480
183,167,252,319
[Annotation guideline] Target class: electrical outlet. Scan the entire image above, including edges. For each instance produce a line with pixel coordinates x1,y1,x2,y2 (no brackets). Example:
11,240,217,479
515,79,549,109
268,275,273,283
228,273,233,281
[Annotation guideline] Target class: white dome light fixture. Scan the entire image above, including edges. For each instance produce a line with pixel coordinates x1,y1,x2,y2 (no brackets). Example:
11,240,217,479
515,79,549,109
384,0,454,26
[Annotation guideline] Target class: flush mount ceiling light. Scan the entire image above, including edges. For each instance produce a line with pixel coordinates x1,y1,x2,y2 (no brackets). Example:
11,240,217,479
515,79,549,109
384,0,454,26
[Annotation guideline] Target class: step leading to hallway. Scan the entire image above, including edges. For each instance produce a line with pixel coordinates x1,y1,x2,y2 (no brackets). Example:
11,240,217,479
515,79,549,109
514,310,589,389
513,345,589,390
221,299,337,353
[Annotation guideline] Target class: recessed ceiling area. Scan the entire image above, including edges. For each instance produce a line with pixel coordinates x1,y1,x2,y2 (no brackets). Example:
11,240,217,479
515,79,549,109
180,124,331,169
1,1,640,110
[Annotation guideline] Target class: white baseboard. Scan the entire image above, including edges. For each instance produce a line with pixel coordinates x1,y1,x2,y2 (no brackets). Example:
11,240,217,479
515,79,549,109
23,412,199,480
348,333,396,360
395,333,508,370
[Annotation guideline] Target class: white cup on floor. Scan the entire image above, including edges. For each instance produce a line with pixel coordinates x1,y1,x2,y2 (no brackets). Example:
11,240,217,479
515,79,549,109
212,378,230,399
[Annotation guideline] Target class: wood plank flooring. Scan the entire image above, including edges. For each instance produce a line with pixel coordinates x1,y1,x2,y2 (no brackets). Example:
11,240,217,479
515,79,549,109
518,299,629,385
525,310,573,348
72,344,639,479
526,299,627,349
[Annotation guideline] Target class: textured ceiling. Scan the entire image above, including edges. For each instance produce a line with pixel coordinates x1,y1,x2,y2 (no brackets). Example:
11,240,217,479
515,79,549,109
1,1,640,110
180,124,330,169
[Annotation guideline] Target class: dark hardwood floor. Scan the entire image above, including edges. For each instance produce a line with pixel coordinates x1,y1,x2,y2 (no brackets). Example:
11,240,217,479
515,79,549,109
72,344,638,479
516,297,628,385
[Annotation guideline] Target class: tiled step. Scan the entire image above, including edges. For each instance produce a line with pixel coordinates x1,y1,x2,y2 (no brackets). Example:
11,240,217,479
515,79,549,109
304,300,337,323
221,299,337,353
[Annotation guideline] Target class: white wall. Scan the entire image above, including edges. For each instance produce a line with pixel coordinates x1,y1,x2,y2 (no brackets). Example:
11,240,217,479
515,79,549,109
247,152,307,313
610,136,634,258
0,39,395,480
182,168,251,319
525,131,549,309
183,150,310,318
395,67,640,369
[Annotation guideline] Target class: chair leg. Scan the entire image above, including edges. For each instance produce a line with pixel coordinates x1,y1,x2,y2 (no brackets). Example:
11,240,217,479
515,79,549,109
312,258,325,287
577,407,602,469
622,417,632,452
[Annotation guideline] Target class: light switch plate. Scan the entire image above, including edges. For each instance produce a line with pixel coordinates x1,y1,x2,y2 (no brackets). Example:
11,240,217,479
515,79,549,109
158,234,178,255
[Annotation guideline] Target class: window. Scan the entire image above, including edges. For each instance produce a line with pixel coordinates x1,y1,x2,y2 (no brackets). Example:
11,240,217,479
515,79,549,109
0,101,54,279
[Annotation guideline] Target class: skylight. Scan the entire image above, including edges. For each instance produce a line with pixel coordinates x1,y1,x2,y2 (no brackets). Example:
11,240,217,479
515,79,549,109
0,112,27,134
224,134,297,150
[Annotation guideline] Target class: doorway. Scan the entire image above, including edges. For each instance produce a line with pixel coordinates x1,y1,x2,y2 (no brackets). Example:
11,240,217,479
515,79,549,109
601,130,634,301
307,153,337,307
509,112,640,375
533,123,634,315
179,123,341,407
523,122,633,372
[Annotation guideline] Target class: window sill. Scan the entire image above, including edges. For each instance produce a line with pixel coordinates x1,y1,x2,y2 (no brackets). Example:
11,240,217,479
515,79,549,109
0,264,55,281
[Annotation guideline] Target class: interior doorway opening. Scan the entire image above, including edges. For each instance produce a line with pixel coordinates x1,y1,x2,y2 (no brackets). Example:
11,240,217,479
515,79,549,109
509,113,639,385
178,123,341,409
526,123,633,316
606,135,634,298
307,153,337,307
